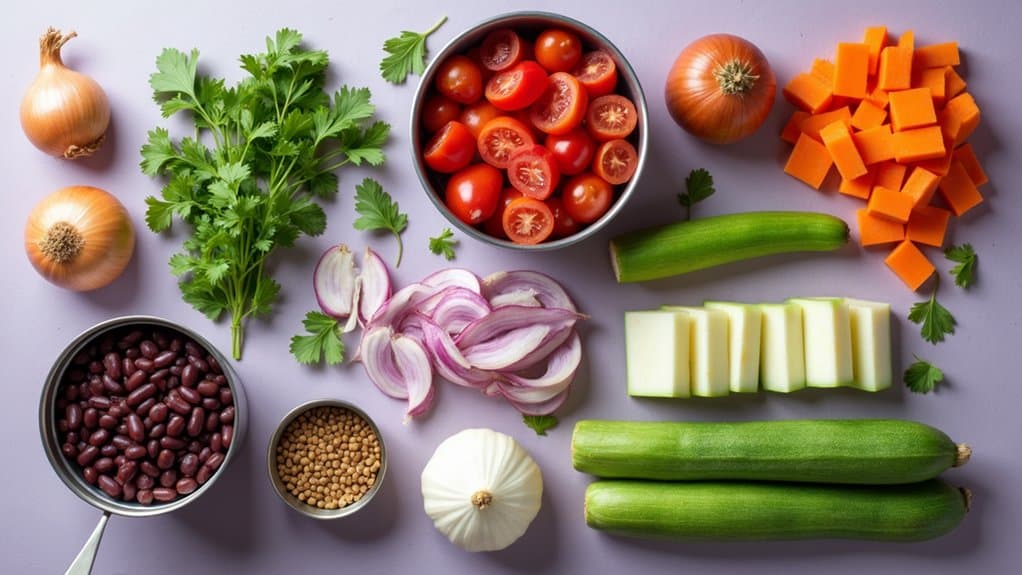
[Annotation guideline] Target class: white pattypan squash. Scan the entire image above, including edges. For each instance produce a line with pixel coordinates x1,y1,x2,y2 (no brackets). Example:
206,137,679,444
421,428,543,552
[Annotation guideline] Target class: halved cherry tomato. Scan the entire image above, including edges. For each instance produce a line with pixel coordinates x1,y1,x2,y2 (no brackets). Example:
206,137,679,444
535,29,583,73
460,101,502,139
502,197,555,245
546,196,581,238
586,94,638,141
483,187,524,238
445,163,503,225
477,116,535,168
530,72,589,136
465,46,495,82
592,139,639,185
479,28,524,72
436,55,484,104
572,50,618,97
562,173,614,224
507,145,560,200
421,95,462,134
544,128,596,176
423,121,476,173
485,61,548,111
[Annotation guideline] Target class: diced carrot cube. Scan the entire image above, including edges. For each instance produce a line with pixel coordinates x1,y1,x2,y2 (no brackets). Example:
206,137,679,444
878,46,913,91
913,140,954,176
938,159,984,216
892,126,945,163
811,59,835,82
900,166,941,208
945,66,967,99
941,92,981,144
865,79,890,108
834,43,870,98
873,161,908,191
784,73,834,113
889,88,937,131
852,125,895,165
851,100,888,131
821,121,868,180
868,186,914,223
885,239,935,291
906,206,951,247
914,42,960,68
915,67,948,105
952,143,989,186
840,172,876,200
863,26,888,76
898,30,915,50
784,133,833,189
800,106,852,141
857,208,905,246
781,110,810,144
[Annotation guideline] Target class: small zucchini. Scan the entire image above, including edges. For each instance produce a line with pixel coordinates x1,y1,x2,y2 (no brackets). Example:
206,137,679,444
572,419,970,484
584,479,970,541
609,211,849,283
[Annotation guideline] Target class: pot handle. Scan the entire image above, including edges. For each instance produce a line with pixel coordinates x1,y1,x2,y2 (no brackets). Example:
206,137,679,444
65,511,111,575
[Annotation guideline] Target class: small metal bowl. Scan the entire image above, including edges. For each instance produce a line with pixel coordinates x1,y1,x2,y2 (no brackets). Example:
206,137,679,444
266,399,388,520
411,11,649,251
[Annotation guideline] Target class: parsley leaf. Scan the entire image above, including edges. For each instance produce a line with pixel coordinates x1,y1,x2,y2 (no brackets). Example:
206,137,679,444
908,288,957,344
904,356,944,394
945,243,978,289
428,228,458,261
523,414,558,436
677,168,715,220
353,178,408,266
379,16,448,84
290,312,345,365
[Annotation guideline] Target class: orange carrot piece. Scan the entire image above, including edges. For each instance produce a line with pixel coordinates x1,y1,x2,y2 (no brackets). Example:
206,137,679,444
900,166,941,208
840,173,875,200
938,159,984,216
784,133,833,189
834,43,870,98
945,66,967,99
868,186,914,223
906,205,951,247
873,161,908,191
889,88,937,131
784,73,834,113
821,121,868,180
800,106,852,141
811,59,835,82
863,26,888,76
852,125,895,165
865,79,890,108
781,110,810,144
885,239,934,291
915,67,948,105
892,126,945,163
914,42,960,69
857,208,905,246
851,100,888,131
941,92,981,144
897,30,915,50
878,46,913,91
952,143,989,186
913,140,954,176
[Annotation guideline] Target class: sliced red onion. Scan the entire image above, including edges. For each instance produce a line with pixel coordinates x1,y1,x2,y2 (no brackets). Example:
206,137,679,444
358,247,391,325
455,305,581,349
360,326,408,399
498,330,581,404
500,325,573,372
482,270,576,312
391,335,435,419
418,317,491,389
428,287,491,335
506,385,571,416
488,289,542,309
314,244,359,319
462,324,554,371
369,282,436,327
421,268,481,293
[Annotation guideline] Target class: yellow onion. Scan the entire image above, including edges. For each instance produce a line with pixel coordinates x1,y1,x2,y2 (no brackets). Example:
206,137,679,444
25,186,134,291
20,28,110,159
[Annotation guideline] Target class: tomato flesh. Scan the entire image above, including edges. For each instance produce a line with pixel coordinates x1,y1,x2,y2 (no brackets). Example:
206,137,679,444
480,28,524,72
535,29,583,73
544,128,596,176
423,121,476,173
445,163,503,225
483,187,524,239
563,173,614,224
459,101,502,139
572,50,618,97
477,116,535,168
592,139,638,185
586,94,638,141
530,72,588,136
507,145,560,200
421,95,462,134
485,61,548,111
545,196,581,238
502,197,555,245
436,55,484,104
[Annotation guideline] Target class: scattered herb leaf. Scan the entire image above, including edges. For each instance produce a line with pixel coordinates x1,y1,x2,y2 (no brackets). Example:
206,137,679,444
523,414,558,436
353,178,408,267
429,228,458,260
945,243,977,289
904,356,944,394
290,311,345,365
379,16,448,84
677,168,715,220
907,286,956,344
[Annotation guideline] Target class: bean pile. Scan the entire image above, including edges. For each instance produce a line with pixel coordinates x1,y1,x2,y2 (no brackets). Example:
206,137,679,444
275,406,382,510
54,326,235,505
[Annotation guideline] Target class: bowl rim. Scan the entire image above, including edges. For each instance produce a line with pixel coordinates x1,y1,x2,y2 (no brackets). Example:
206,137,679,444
265,398,388,520
410,10,649,251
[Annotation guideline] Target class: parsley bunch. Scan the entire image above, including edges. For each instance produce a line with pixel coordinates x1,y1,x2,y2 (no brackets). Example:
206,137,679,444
141,30,389,360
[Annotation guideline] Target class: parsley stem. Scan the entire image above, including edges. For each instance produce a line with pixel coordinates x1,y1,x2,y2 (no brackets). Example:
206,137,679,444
394,234,404,267
423,16,449,38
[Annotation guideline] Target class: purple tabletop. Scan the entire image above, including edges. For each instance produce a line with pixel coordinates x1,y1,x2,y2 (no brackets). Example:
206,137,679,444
4,1,1020,573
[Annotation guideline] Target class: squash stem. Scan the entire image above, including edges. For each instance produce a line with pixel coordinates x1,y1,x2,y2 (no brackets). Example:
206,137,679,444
953,443,972,467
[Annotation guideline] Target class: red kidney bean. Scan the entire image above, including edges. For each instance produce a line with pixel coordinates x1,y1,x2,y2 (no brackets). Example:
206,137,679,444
100,444,118,458
111,435,132,450
143,416,153,430
167,376,180,390
134,357,155,373
58,419,69,434
126,414,145,442
184,341,203,358
77,382,91,400
125,445,147,460
210,433,222,454
149,403,169,423
88,429,110,446
127,383,157,407
176,478,198,495
116,461,138,484
207,354,222,374
188,441,202,454
119,330,144,349
65,404,82,430
98,475,122,498
103,353,122,379
178,386,200,405
218,388,232,405
196,465,212,485
212,375,227,386
187,355,209,373
153,487,176,502
137,489,155,505
159,470,178,488
154,351,177,369
77,445,99,466
166,397,191,416
121,481,137,502
125,347,140,360
167,415,186,437
98,415,117,430
77,441,87,452
204,412,220,433
219,406,235,424
170,338,183,353
136,474,155,490
65,383,81,399
101,375,124,395
140,461,160,477
150,368,170,383
187,407,205,437
222,425,233,448
136,397,157,418
140,340,158,359
179,453,199,477
122,357,137,377
115,424,129,436
83,466,99,485
88,396,110,411
160,437,186,450
99,335,116,353
169,365,183,378
149,423,166,439
57,398,70,411
147,439,160,459
88,360,104,375
175,356,188,367
124,370,147,392
206,452,225,471
87,378,104,398
62,443,77,458
94,457,115,473
157,449,176,470
66,431,80,445
202,398,220,411
72,351,90,365
196,380,218,397
115,455,126,466
198,447,211,463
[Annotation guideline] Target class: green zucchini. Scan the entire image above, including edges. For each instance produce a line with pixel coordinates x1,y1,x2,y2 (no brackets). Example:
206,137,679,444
584,479,970,541
609,211,849,283
572,419,970,484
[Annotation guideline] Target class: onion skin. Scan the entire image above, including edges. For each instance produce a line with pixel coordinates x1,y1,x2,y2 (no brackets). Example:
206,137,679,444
665,34,775,144
24,186,134,291
20,28,110,159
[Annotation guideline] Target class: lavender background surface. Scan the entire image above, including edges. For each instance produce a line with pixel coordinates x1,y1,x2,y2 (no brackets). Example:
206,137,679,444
3,1,1020,573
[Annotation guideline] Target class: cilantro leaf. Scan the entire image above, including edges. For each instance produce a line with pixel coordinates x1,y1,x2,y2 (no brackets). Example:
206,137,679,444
908,289,956,344
945,243,977,289
677,168,715,220
523,414,558,436
290,311,345,365
379,16,448,84
904,356,944,394
353,178,408,266
429,228,458,261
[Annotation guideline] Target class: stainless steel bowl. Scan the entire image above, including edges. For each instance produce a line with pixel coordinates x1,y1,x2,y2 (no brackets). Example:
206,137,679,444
411,11,649,251
266,399,387,520
39,315,246,574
